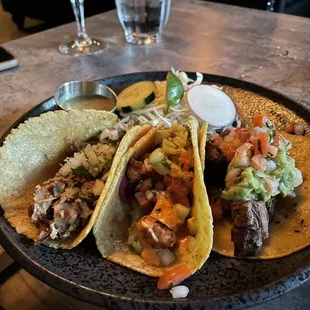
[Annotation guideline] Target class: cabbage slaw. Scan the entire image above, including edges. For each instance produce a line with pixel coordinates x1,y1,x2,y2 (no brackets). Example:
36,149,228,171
119,68,204,128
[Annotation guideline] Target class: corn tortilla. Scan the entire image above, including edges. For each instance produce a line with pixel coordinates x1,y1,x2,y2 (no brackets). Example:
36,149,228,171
212,133,310,259
93,117,213,277
0,110,152,249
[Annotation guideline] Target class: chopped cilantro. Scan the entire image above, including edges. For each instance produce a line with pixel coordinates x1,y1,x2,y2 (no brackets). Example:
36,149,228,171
72,166,94,180
161,158,172,170
78,192,94,205
266,119,274,129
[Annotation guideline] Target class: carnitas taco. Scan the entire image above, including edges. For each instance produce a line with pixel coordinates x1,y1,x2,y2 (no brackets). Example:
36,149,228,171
202,114,307,259
0,110,151,249
93,117,213,289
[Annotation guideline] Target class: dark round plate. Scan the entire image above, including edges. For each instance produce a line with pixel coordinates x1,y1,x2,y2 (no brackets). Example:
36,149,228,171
1,72,310,310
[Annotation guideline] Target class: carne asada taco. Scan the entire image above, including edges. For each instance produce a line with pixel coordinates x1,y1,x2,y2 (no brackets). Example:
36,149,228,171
94,117,213,289
204,114,307,259
0,110,151,249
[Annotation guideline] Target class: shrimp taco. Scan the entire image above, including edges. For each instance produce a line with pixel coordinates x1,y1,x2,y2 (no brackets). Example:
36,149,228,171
202,114,307,259
0,110,151,249
93,117,213,289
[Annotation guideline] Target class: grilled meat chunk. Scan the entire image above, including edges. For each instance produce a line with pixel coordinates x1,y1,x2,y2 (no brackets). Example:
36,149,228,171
205,141,227,188
51,198,92,240
266,197,277,220
126,158,150,183
136,215,176,248
231,201,270,256
32,174,78,223
231,227,263,257
33,173,94,242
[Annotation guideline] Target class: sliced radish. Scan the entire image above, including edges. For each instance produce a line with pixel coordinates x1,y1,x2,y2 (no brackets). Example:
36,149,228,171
187,85,236,128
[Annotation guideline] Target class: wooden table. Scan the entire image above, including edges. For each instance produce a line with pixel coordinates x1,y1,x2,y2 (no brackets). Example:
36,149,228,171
1,1,310,309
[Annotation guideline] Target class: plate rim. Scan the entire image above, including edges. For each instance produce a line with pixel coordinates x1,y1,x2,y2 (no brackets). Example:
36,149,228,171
1,71,310,309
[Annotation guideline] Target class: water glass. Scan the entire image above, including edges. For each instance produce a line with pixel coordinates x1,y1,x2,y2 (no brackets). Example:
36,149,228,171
115,0,171,45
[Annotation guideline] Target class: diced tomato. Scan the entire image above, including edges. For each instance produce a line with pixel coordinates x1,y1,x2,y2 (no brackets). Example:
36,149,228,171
223,146,237,162
163,175,172,187
138,178,152,193
210,133,223,146
238,129,251,143
285,122,295,134
135,192,151,210
157,265,192,290
252,137,259,155
253,114,266,127
267,145,278,158
211,202,223,221
168,179,190,207
141,249,161,266
258,132,269,157
170,166,183,178
179,154,192,171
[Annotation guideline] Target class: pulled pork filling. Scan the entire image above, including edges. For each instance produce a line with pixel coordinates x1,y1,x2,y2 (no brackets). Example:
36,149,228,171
31,123,130,242
32,174,93,241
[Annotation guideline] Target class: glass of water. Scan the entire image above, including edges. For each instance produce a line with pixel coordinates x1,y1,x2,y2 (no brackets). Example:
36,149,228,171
59,0,108,56
116,0,171,45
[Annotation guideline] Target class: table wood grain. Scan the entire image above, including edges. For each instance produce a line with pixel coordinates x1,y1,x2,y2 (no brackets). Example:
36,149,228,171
1,0,310,309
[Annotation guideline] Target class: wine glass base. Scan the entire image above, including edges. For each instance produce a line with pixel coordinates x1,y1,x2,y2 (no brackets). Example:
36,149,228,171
59,38,108,56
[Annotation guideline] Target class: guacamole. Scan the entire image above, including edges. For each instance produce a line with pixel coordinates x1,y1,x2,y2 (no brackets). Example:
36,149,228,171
222,147,303,202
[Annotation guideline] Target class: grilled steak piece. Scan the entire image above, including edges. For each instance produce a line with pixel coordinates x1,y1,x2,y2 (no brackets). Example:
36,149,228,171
231,201,270,256
266,197,276,220
231,227,263,256
205,142,228,188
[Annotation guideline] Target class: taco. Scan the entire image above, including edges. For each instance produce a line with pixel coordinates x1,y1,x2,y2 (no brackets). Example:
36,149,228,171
0,110,151,249
93,117,213,289
203,114,307,259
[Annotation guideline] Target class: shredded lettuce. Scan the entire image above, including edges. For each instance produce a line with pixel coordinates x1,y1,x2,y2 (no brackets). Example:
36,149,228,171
120,68,203,128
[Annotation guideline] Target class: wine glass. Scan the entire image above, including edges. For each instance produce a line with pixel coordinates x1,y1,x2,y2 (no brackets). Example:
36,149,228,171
59,0,108,56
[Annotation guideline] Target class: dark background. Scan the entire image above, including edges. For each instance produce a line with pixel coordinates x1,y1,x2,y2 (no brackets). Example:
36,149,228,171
2,0,310,33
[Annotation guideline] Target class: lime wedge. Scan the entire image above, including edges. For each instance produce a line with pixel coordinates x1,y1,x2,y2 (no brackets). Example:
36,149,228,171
165,72,184,113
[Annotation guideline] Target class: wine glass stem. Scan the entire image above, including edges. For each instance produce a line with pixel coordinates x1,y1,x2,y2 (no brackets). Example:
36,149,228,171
70,0,90,41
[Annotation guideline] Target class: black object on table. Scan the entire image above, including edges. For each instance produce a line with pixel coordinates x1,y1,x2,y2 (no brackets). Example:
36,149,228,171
1,0,116,30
